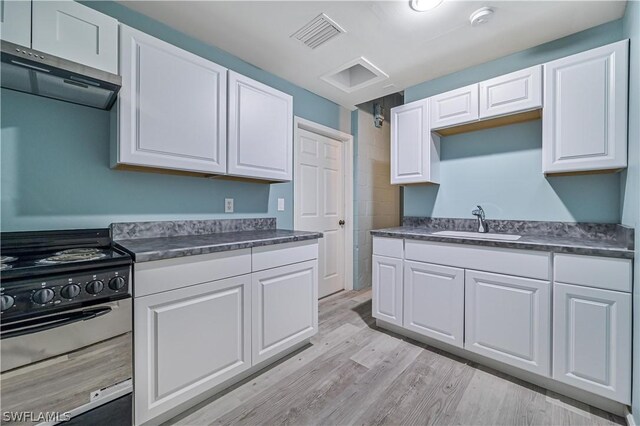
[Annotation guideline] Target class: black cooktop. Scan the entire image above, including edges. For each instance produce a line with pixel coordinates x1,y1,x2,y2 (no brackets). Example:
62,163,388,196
1,229,131,282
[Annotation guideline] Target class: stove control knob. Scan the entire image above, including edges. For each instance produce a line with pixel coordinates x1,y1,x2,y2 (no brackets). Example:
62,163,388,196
86,280,104,295
108,276,126,291
1,295,15,311
61,284,81,299
32,288,55,304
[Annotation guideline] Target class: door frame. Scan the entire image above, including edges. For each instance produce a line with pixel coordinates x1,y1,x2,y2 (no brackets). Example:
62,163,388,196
293,116,354,292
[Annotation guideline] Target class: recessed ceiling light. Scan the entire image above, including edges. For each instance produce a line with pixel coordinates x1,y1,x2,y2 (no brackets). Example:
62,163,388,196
410,0,443,12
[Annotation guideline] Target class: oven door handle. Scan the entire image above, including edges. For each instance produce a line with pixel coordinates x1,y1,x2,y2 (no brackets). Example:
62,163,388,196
0,307,112,339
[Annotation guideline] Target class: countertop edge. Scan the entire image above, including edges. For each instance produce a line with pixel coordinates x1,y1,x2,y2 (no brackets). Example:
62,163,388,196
117,232,323,263
370,230,634,259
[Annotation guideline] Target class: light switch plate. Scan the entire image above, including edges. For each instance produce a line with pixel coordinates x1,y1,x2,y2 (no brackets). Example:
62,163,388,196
277,198,285,211
225,198,234,213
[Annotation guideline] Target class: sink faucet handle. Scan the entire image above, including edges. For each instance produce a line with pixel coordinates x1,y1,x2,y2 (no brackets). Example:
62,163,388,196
472,205,485,219
472,205,488,233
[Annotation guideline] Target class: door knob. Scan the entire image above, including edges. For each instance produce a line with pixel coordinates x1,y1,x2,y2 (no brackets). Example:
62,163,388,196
339,220,345,225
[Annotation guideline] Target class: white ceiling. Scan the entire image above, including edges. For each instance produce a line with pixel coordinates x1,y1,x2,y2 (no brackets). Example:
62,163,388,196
118,1,626,109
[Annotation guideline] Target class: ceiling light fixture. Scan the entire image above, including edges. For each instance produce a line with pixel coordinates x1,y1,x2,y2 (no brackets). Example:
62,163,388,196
410,0,443,12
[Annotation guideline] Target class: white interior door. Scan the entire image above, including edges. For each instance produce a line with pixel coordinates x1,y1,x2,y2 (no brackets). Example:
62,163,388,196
295,128,345,298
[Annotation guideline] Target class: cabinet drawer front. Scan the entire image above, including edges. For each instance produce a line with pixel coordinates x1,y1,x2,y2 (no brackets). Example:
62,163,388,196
405,240,550,280
553,283,631,404
553,254,631,293
134,275,251,424
372,255,403,326
479,66,542,119
430,84,479,129
252,260,318,364
252,240,318,271
542,40,628,173
372,237,403,258
403,261,464,347
465,270,551,376
134,249,251,297
32,1,118,73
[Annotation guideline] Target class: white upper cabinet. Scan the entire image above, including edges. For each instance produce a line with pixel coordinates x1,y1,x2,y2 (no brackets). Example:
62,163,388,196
372,255,403,326
0,0,31,46
430,83,479,129
479,65,542,119
31,1,118,73
542,40,628,174
465,269,551,377
403,261,464,348
553,283,631,404
116,25,227,174
390,99,440,185
227,71,293,181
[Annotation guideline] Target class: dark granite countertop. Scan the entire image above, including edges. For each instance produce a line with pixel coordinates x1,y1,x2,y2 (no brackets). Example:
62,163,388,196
370,218,634,259
116,229,323,262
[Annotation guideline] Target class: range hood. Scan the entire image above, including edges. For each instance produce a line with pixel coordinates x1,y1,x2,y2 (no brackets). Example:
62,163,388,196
1,40,121,110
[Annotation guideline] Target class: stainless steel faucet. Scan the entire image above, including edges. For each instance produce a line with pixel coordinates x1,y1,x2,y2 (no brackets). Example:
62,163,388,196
472,205,488,233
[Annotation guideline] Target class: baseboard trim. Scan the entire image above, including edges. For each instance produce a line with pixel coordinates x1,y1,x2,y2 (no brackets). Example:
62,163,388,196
376,319,628,417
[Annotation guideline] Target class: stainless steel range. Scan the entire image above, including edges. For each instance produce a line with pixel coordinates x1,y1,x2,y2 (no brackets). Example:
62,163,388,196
0,229,133,425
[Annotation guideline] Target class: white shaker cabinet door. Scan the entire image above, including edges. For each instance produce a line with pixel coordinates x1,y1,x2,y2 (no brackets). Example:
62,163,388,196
390,99,440,185
252,260,318,364
465,270,551,377
228,71,293,181
430,84,479,129
553,283,631,404
403,261,464,347
479,65,542,119
0,0,31,46
117,25,227,174
31,1,118,73
542,40,628,174
134,275,251,425
372,255,403,326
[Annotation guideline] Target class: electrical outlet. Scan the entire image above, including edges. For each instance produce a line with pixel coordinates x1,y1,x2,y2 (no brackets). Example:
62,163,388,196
225,198,234,213
277,198,285,211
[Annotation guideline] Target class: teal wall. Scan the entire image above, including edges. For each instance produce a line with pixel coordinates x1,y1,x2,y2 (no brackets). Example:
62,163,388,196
622,1,640,423
403,19,625,223
1,1,341,231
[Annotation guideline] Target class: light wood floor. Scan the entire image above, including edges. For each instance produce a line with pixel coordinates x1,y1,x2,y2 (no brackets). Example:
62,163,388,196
166,289,625,426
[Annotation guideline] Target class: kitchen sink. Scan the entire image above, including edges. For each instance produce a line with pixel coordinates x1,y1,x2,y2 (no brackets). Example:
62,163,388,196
432,230,522,241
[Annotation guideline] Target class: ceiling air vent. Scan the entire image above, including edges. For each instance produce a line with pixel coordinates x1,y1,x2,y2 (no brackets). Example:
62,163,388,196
291,13,345,49
321,57,389,93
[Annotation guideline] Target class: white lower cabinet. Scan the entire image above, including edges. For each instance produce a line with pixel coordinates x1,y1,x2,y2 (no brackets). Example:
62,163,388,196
372,239,633,407
252,260,318,364
553,283,631,404
403,261,464,347
464,270,551,376
372,255,403,326
134,275,251,425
